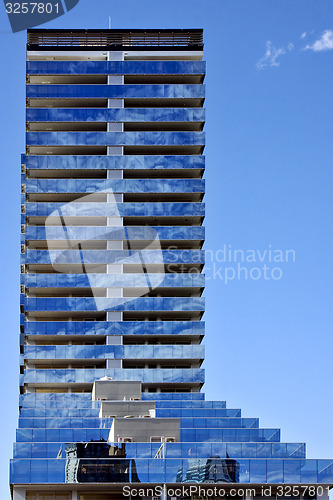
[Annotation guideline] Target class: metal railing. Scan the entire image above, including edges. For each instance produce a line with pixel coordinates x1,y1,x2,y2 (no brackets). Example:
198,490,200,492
27,29,204,49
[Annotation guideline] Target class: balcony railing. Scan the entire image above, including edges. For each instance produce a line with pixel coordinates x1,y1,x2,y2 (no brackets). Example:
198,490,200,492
27,29,204,50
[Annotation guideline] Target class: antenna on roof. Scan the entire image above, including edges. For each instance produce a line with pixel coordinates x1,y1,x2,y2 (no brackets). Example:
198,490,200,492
108,16,111,29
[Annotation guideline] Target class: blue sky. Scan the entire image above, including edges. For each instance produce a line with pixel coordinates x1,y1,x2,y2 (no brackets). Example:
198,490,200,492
0,1,333,498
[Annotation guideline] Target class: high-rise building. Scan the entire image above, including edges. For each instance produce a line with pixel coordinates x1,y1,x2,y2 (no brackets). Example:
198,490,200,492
10,28,333,500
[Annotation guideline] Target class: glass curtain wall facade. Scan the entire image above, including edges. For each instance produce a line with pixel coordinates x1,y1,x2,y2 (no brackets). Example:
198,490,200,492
10,29,333,500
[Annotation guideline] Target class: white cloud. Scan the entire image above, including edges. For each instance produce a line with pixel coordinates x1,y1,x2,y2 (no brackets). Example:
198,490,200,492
305,30,333,51
256,41,286,69
256,30,333,69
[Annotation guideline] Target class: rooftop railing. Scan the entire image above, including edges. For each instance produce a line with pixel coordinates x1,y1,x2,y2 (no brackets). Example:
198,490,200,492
27,29,204,50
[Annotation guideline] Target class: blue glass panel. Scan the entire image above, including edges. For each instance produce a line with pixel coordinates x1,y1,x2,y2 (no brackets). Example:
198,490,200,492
30,459,47,482
26,201,204,217
238,460,250,483
10,459,30,483
26,131,205,146
25,178,205,195
165,459,183,483
300,459,318,483
24,296,205,312
241,443,259,459
26,84,205,99
272,443,287,458
283,460,301,483
318,460,333,483
267,459,284,483
48,458,65,482
13,443,31,459
25,249,205,267
22,368,205,385
25,226,205,242
27,107,205,123
249,460,267,483
287,443,306,458
25,154,205,170
26,60,206,75
156,408,237,419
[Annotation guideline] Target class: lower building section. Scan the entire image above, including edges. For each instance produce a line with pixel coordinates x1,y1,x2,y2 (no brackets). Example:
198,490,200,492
10,380,333,499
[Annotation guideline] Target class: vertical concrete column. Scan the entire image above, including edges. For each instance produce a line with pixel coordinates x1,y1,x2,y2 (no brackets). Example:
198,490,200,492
107,50,124,144
71,492,78,500
106,334,123,368
12,488,25,500
106,51,125,371
161,485,168,500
